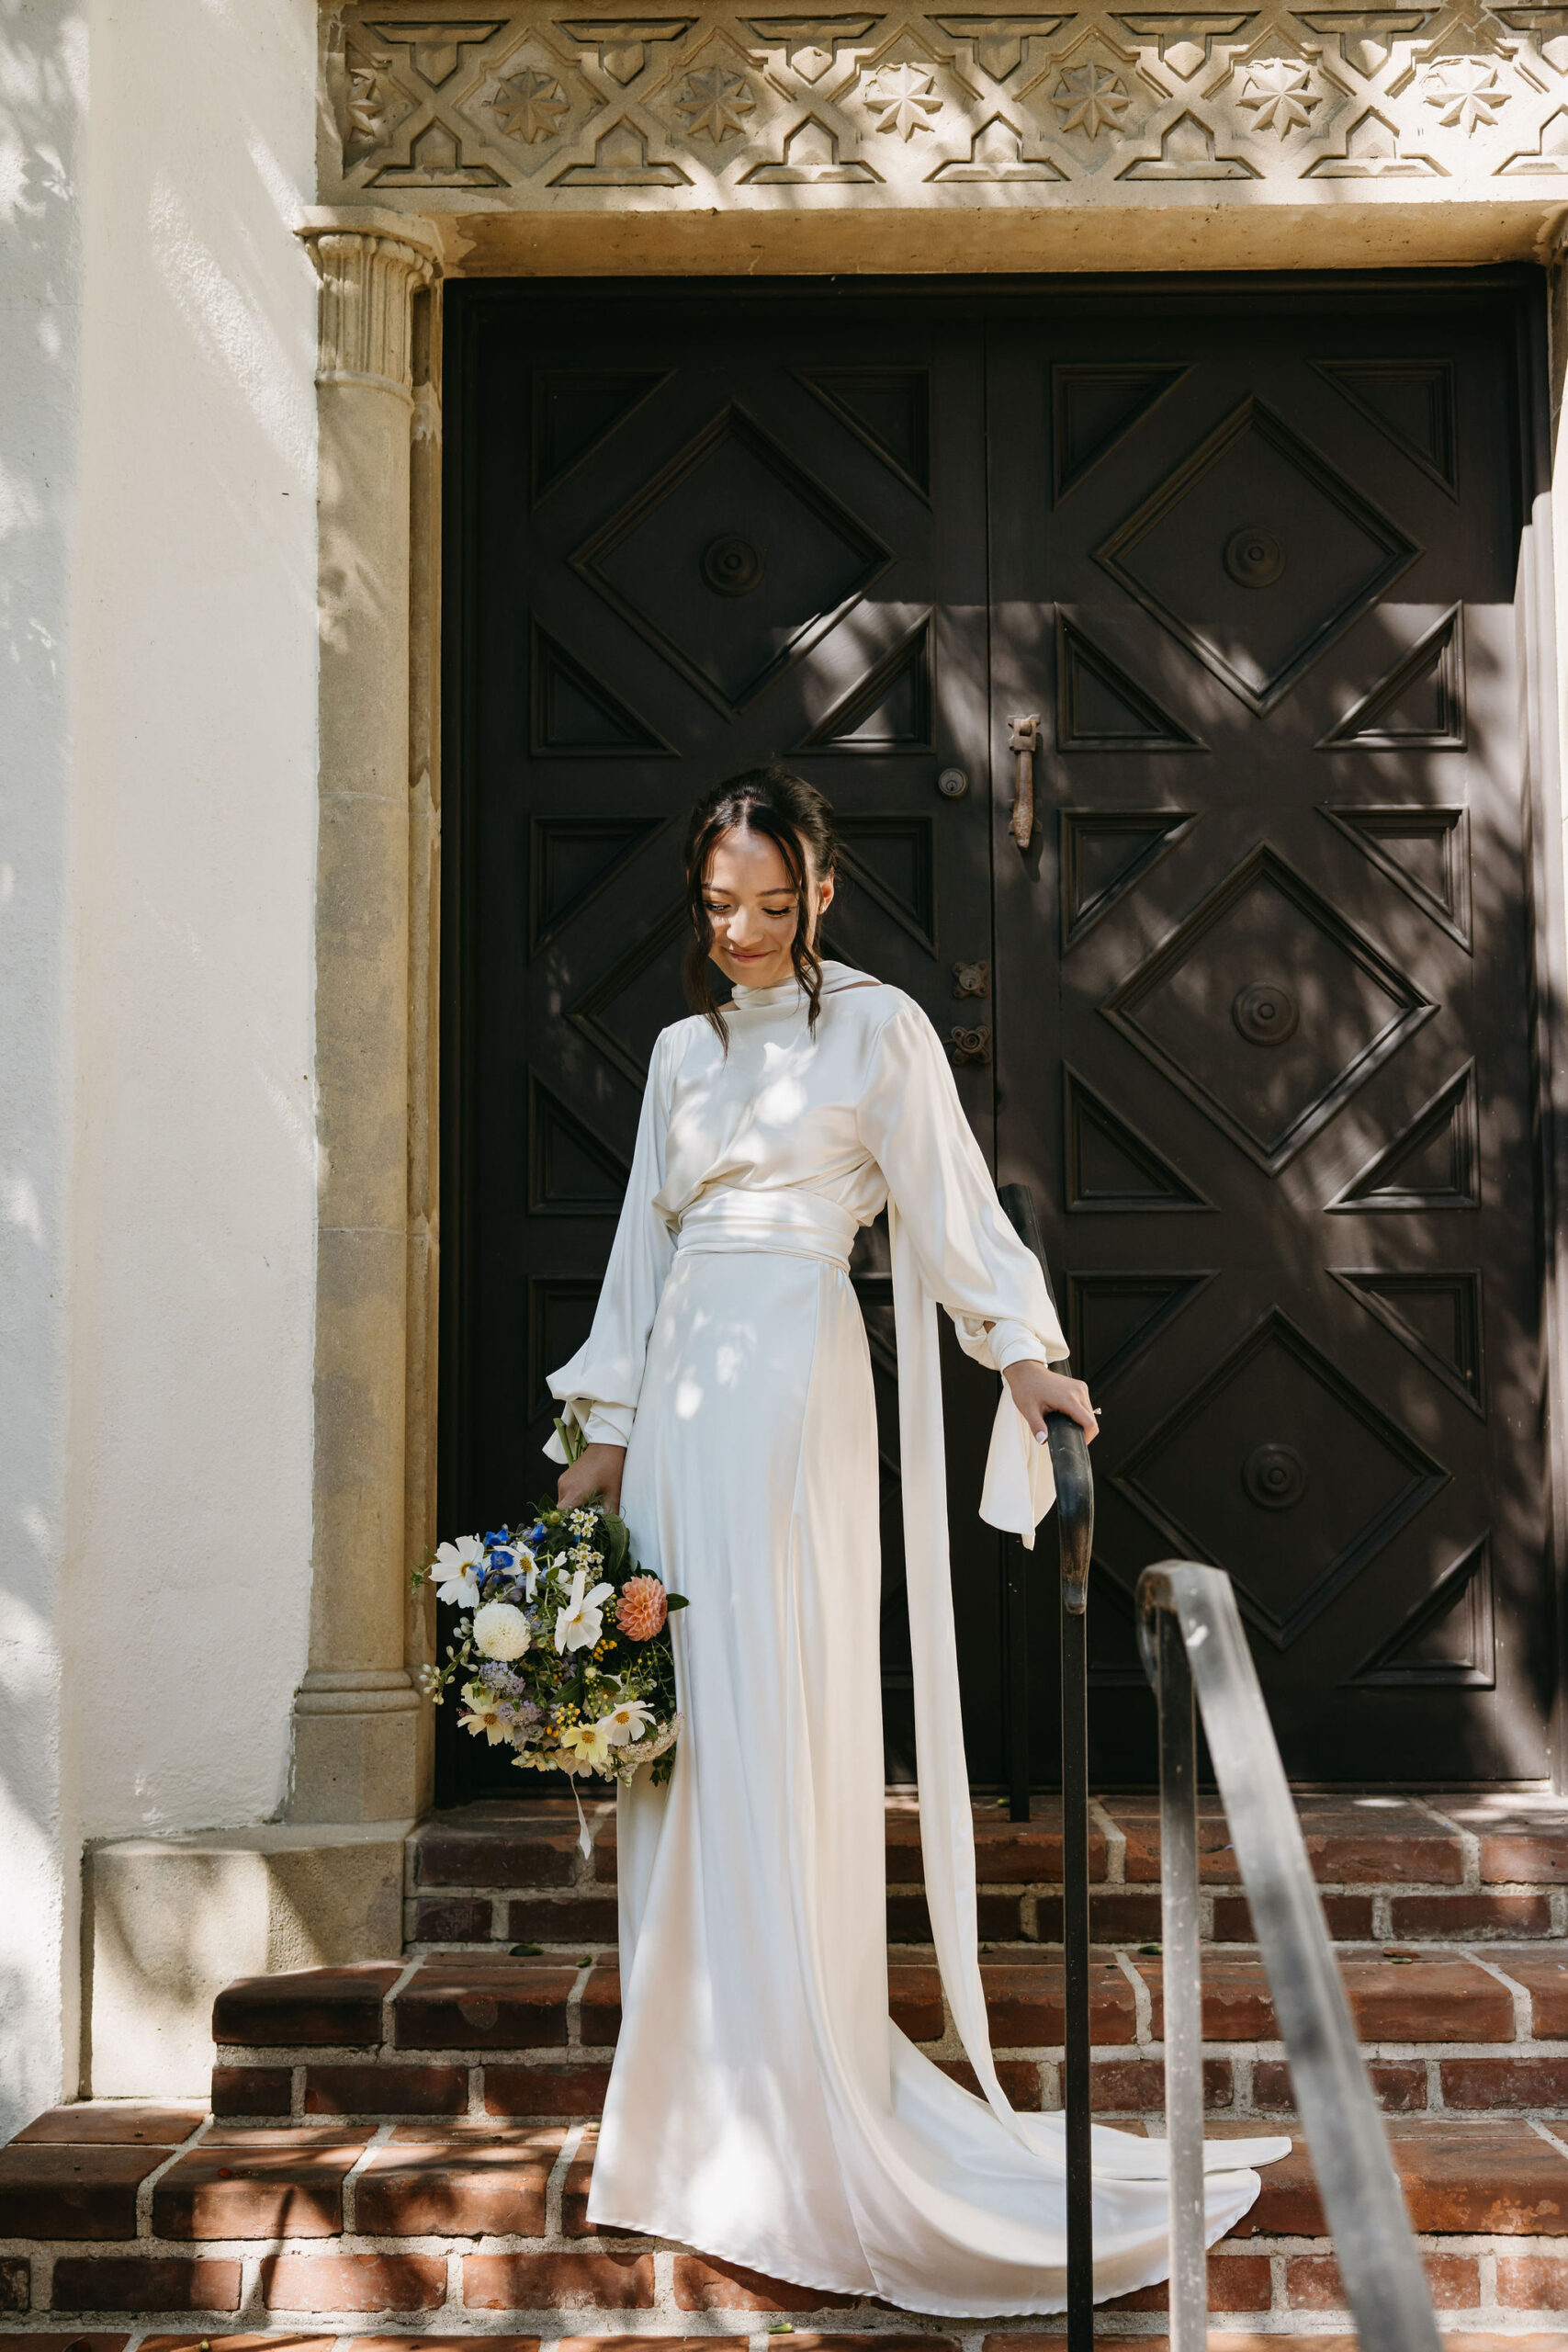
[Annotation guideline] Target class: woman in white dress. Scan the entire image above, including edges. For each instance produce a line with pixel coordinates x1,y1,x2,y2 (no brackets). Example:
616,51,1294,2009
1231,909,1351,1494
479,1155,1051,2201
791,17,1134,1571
547,770,1287,2315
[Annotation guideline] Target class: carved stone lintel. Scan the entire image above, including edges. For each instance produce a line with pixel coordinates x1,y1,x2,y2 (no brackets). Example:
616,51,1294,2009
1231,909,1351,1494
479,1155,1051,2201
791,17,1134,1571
319,5,1568,217
297,207,445,402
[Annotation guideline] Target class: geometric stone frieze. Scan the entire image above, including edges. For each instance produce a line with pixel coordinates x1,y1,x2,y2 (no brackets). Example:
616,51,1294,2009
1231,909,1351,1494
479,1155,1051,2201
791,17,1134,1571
321,0,1568,209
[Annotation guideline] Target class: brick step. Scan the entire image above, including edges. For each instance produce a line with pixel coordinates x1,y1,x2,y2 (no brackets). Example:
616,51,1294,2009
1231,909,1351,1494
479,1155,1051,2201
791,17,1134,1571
208,1942,1568,2126
6,2339,1566,2352
9,2107,1568,2337
408,1796,1568,1951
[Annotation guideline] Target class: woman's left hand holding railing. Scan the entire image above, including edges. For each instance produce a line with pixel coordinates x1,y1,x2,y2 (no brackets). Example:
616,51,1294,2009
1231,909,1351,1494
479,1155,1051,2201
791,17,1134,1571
1004,1360,1099,1445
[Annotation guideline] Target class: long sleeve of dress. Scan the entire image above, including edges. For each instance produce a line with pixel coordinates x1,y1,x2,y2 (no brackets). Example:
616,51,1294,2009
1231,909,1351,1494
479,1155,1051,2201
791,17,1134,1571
856,998,1066,1375
856,996,1069,1550
544,1031,676,1459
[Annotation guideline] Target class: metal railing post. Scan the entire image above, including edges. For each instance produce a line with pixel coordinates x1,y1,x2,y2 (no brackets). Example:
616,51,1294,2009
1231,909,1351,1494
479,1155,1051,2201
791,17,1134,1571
998,1181,1094,2345
1156,1607,1207,2350
1004,1532,1030,1822
1138,1562,1442,2352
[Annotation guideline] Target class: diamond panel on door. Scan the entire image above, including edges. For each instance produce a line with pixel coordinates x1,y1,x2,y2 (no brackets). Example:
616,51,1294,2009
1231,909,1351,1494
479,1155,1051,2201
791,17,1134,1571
1114,1308,1449,1645
1103,845,1434,1170
571,405,891,709
1096,398,1418,711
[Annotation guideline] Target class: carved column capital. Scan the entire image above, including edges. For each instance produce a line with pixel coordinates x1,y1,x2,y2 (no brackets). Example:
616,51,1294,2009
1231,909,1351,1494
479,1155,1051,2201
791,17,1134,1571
298,207,444,402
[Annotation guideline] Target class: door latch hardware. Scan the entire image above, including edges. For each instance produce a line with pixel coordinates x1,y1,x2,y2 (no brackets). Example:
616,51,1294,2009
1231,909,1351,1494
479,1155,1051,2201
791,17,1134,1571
953,960,990,1000
1008,715,1040,851
936,766,970,799
948,1023,993,1067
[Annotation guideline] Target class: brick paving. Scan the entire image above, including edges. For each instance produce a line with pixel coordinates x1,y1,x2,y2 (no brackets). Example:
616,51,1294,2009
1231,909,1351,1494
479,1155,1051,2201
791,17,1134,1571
10,1797,1568,2338
206,1937,1568,2127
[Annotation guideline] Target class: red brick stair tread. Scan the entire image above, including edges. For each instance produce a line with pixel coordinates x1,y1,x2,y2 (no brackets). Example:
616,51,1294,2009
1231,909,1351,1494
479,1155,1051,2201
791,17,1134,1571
210,1944,1559,2075
136,2336,338,2351
1137,1949,1517,2042
1490,1947,1568,2033
1240,2119,1568,2235
213,1965,400,2046
152,2132,374,2240
353,2340,545,2351
392,1956,581,2050
0,2142,170,2237
0,2336,133,2350
355,2126,566,2235
12,2104,202,2145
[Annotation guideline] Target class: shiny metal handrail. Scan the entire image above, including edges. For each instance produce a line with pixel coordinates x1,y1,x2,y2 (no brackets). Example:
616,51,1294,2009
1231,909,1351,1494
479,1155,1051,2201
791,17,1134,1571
1137,1561,1442,2352
997,1182,1095,2344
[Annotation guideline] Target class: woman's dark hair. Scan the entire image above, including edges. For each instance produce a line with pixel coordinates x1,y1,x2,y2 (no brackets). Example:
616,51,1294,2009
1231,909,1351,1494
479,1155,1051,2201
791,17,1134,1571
682,767,839,1043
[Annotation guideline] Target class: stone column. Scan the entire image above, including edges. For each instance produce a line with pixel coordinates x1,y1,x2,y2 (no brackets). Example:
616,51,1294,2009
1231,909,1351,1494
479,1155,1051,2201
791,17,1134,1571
288,208,444,1824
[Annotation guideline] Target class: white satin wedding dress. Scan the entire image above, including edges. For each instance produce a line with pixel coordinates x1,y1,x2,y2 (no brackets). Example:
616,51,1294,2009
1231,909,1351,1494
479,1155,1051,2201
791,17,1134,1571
546,960,1286,2315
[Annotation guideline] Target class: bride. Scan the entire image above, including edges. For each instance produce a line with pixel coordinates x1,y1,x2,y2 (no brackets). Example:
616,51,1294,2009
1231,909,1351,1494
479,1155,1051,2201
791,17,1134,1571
547,767,1286,2314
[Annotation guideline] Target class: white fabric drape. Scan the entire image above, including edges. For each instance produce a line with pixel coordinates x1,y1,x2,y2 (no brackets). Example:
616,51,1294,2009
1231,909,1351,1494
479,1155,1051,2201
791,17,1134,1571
545,963,1286,2314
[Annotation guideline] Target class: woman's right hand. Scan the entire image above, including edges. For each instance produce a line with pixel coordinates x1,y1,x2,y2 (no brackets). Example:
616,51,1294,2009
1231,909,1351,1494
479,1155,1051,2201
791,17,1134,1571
557,1441,626,1515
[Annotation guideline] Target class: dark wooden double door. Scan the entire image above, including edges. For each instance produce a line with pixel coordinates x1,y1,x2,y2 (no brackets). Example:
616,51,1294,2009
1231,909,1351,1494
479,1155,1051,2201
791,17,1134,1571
443,275,1555,1801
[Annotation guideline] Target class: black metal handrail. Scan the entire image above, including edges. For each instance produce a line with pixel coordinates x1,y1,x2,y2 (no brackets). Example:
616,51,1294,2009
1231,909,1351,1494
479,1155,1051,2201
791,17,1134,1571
1138,1562,1442,2352
997,1182,1095,2344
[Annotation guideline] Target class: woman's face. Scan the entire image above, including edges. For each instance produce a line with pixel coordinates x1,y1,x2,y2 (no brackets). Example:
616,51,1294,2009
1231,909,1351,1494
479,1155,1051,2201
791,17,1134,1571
702,824,835,991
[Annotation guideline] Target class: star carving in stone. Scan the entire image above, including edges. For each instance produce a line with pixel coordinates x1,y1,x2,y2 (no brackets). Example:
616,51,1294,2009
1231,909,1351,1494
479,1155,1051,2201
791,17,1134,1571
1052,62,1132,138
863,62,945,139
1239,58,1320,134
672,65,758,141
491,67,571,143
343,52,399,152
1423,55,1505,133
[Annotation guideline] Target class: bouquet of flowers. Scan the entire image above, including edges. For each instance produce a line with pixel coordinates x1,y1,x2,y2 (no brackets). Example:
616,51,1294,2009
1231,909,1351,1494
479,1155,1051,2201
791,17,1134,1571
413,1436,684,1787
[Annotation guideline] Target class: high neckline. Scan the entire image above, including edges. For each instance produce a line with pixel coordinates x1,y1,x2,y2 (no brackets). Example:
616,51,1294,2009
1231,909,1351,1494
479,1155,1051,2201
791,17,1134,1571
729,958,869,1010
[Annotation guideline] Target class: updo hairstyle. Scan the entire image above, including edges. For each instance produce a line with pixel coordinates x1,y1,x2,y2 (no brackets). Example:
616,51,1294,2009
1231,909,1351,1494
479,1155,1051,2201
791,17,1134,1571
682,767,839,1042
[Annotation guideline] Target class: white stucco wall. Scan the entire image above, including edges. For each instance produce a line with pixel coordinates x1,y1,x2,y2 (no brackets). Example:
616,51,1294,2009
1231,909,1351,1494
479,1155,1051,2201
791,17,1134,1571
0,0,87,2146
0,0,320,2138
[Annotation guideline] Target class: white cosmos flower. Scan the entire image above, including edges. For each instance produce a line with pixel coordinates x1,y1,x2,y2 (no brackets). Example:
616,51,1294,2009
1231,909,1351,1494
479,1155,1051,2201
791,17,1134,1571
558,1716,615,1768
602,1696,654,1746
432,1534,486,1609
473,1600,531,1661
555,1566,615,1655
458,1693,513,1746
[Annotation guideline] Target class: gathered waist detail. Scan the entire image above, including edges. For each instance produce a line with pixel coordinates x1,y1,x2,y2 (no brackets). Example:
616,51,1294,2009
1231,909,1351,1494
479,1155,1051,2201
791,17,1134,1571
674,1189,858,1272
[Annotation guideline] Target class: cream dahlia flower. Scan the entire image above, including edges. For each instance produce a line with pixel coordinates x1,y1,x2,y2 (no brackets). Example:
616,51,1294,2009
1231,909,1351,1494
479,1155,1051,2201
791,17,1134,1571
473,1600,531,1661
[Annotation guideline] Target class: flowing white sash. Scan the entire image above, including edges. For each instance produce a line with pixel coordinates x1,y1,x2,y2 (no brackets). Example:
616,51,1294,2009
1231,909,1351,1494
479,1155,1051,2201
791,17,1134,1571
888,1201,1055,2150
